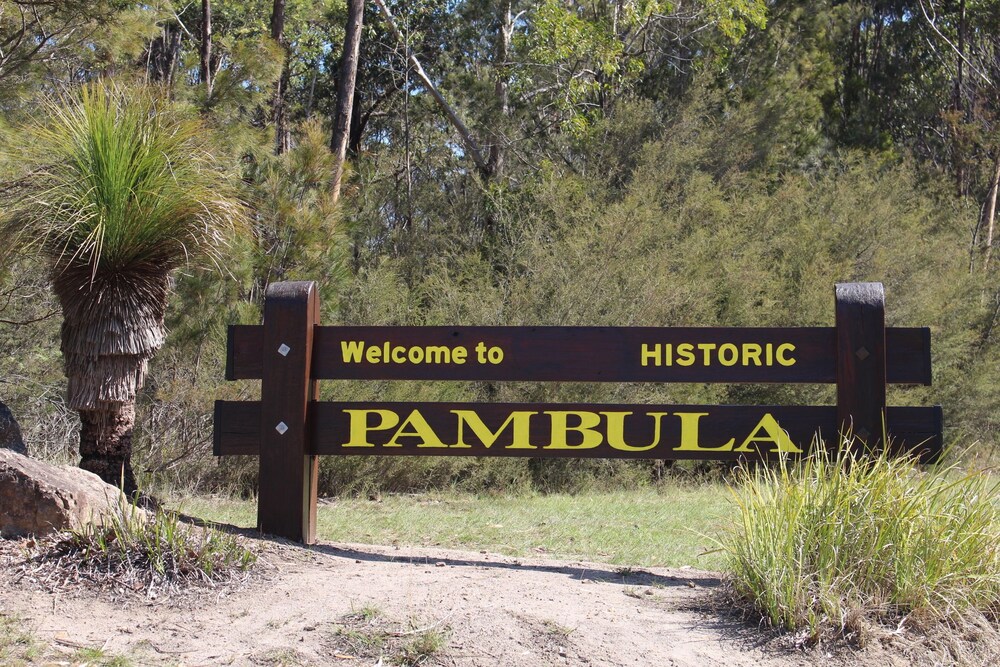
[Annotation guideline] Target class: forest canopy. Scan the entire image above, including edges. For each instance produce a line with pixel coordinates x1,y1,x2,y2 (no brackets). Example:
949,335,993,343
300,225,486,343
1,0,998,494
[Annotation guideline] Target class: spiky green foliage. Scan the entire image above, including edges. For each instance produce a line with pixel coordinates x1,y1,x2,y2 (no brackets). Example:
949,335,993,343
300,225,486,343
720,448,1000,642
2,81,245,410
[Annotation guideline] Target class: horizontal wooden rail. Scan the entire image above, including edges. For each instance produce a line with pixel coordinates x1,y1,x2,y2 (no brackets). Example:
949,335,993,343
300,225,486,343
226,325,932,385
215,400,942,463
213,281,943,544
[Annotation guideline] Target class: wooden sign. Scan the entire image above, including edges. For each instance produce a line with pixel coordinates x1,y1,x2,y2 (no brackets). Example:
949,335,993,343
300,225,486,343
215,401,941,461
226,325,931,385
213,281,942,544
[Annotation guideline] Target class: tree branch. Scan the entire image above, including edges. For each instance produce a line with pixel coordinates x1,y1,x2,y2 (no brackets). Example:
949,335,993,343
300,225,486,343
918,0,993,86
0,310,59,326
372,0,491,177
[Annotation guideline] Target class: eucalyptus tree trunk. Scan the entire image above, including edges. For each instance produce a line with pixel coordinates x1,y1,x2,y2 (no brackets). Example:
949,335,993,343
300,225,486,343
201,0,213,95
373,0,490,178
331,0,364,202
271,0,291,154
486,2,512,179
983,151,1000,274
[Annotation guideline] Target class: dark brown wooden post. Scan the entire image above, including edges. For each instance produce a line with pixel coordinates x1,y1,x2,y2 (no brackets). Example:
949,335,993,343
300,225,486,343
835,282,887,452
258,281,320,543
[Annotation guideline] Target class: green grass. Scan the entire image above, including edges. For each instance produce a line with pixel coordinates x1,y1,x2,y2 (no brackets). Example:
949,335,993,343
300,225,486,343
69,647,133,667
174,485,729,568
720,449,1000,643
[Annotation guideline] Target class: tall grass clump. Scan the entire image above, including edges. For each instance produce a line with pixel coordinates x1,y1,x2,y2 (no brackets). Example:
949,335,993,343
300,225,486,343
50,496,256,595
721,446,1000,643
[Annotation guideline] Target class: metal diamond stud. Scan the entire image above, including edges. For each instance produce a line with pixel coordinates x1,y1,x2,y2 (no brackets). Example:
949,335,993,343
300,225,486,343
855,346,870,360
278,343,291,357
275,421,289,435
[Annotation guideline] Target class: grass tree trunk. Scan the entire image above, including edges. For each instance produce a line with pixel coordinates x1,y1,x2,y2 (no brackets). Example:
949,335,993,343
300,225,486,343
79,405,136,492
55,269,169,495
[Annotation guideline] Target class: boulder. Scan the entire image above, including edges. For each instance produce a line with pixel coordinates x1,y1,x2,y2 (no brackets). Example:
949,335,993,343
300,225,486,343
0,401,26,455
0,449,131,537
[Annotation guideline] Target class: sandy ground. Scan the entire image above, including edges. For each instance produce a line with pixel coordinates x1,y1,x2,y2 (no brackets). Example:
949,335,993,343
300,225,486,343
0,536,931,666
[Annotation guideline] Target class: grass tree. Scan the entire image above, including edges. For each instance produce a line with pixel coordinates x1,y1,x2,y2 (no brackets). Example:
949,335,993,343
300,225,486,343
2,82,244,493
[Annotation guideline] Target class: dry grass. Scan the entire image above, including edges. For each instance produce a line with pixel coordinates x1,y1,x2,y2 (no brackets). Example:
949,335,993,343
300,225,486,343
5,499,255,600
327,606,451,666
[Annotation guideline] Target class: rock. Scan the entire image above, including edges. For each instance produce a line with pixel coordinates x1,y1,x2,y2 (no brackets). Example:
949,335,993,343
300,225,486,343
0,449,133,537
0,401,26,455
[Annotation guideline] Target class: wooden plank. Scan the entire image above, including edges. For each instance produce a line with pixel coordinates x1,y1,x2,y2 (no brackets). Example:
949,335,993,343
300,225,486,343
257,282,320,544
888,328,932,385
213,400,259,455
836,283,887,449
227,324,258,380
214,401,942,463
225,325,932,385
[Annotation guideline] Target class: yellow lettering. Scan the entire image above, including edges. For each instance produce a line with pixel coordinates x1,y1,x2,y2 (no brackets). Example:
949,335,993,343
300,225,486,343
425,346,451,364
546,411,603,449
718,343,739,366
672,412,735,452
365,345,382,363
742,343,762,366
387,410,446,448
603,412,668,452
341,341,364,363
343,409,400,447
676,343,695,366
452,347,468,364
776,343,796,366
452,410,537,449
392,346,406,363
697,343,717,365
408,347,424,363
641,343,661,367
733,413,802,453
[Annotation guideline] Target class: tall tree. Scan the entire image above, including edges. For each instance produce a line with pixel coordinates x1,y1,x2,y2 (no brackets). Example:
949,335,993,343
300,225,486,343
201,0,213,95
271,0,291,154
0,83,244,493
331,0,365,202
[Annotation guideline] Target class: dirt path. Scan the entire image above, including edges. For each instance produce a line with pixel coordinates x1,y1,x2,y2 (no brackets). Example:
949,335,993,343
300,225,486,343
1,537,886,666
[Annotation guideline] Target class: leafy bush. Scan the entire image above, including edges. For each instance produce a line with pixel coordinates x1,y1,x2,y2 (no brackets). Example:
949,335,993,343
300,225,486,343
721,447,1000,644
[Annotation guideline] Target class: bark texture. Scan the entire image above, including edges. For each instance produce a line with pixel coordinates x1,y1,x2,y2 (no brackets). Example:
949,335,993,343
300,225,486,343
271,0,291,154
331,0,365,202
78,405,136,494
54,268,170,494
201,0,213,94
147,23,182,86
